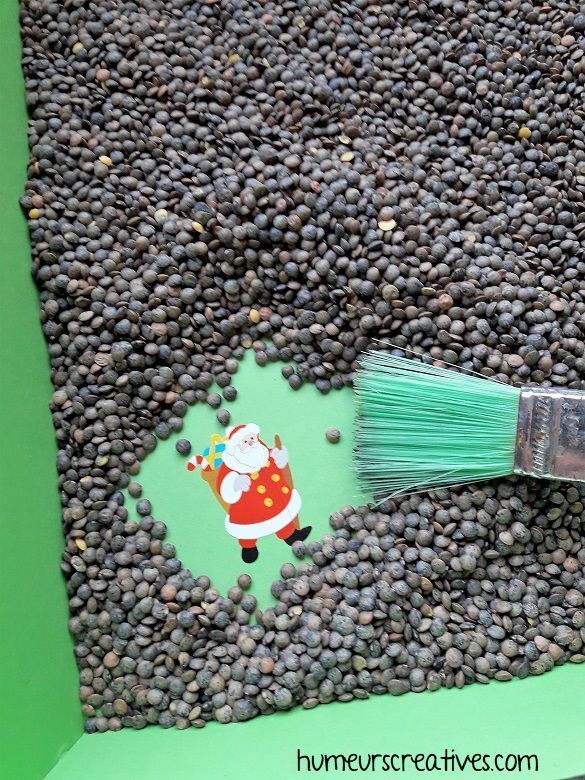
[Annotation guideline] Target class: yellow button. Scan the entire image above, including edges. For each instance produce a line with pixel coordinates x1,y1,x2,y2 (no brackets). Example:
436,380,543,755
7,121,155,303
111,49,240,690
281,486,290,495
257,485,266,494
251,472,259,480
264,498,273,508
271,474,280,482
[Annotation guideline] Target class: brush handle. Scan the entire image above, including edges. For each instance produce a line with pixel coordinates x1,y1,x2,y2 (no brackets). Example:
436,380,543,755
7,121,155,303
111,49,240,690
514,388,585,482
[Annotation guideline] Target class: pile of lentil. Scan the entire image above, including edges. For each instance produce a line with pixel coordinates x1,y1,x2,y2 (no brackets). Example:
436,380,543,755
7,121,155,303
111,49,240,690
20,0,585,731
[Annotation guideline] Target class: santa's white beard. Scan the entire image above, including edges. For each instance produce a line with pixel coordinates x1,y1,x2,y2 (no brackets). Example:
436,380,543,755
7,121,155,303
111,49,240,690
222,441,269,473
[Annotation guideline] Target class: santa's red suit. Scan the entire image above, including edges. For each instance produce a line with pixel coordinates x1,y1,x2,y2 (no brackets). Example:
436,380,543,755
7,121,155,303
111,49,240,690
217,424,302,548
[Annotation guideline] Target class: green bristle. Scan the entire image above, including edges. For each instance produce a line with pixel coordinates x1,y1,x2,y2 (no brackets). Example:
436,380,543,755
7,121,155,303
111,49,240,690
354,352,522,499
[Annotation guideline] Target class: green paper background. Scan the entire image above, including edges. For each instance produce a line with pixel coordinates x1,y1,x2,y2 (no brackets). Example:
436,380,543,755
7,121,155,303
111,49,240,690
2,0,585,778
43,665,585,780
122,353,359,606
0,3,82,778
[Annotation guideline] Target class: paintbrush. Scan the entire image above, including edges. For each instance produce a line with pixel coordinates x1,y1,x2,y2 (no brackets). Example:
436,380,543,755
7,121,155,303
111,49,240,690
354,350,585,500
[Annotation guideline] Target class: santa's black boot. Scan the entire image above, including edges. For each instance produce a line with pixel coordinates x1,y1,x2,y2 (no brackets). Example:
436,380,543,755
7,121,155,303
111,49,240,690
284,526,312,545
241,546,259,563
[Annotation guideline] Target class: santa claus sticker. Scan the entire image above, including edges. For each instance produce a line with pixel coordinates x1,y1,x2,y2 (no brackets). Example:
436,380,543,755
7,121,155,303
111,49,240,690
187,423,312,563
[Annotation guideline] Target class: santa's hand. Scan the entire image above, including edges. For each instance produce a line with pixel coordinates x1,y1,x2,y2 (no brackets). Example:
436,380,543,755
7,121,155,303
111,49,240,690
270,446,288,469
234,474,251,492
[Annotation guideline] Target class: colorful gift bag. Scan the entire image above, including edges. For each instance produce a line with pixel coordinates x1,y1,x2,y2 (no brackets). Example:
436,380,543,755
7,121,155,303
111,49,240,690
187,433,229,509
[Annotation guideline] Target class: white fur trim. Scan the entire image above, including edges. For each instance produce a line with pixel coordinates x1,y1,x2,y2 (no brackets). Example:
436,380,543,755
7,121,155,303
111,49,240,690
222,444,269,474
224,489,302,539
219,471,243,504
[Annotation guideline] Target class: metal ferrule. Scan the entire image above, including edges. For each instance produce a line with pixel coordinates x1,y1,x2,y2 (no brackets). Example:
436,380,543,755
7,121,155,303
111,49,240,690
514,387,585,482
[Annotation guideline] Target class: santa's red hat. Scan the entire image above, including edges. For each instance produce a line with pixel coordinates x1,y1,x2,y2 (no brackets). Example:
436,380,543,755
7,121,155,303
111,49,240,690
224,423,260,452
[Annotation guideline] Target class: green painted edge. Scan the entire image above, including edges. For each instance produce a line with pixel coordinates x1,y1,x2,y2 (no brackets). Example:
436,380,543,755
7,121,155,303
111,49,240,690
0,3,83,779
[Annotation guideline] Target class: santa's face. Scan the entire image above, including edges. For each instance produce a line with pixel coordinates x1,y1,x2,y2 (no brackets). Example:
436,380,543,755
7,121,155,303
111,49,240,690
223,433,269,473
240,432,259,451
